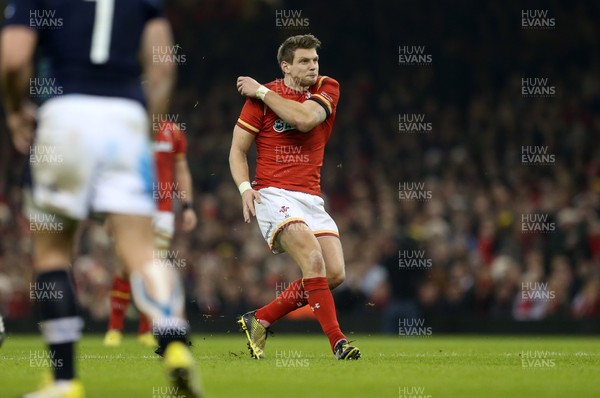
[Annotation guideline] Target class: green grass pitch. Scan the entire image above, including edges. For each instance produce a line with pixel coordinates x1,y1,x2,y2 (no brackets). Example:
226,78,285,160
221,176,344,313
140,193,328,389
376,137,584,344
1,334,599,398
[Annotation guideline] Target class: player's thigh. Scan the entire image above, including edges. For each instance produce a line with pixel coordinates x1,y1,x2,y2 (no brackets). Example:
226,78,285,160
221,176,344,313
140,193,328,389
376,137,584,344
318,236,346,288
294,191,340,279
279,223,325,276
30,215,78,271
255,187,308,253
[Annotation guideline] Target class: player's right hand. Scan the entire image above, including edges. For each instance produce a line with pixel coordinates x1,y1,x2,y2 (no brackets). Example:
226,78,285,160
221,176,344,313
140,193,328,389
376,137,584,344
242,189,261,223
236,76,261,98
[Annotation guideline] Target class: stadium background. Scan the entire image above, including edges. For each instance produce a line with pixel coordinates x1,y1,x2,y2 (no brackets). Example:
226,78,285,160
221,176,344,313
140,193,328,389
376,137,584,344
0,0,599,335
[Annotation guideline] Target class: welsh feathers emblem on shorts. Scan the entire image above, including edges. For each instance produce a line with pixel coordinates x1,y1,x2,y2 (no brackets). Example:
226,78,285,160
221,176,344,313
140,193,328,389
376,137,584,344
279,205,290,218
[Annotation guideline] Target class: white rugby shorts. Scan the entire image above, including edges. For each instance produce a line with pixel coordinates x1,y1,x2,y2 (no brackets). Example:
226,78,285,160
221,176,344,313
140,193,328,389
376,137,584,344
254,187,339,254
31,95,155,219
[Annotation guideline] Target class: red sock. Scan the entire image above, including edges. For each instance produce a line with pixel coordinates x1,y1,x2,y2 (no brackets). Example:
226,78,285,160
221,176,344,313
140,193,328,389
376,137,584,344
138,312,151,334
303,276,346,352
256,279,308,325
107,276,131,331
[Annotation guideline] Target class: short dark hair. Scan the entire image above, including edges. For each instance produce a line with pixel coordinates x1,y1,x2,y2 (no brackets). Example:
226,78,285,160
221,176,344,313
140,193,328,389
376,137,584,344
277,34,321,65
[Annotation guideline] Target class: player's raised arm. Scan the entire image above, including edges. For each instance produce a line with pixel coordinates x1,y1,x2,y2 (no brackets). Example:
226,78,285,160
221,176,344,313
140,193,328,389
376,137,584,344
0,24,37,153
229,125,261,223
140,18,176,118
237,75,327,133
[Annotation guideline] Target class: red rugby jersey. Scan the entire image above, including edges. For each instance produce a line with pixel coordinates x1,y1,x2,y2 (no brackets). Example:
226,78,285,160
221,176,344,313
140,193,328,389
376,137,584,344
236,75,340,196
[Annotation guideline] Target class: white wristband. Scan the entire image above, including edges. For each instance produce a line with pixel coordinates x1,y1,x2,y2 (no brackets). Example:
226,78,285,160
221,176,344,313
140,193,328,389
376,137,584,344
238,181,252,196
256,85,270,101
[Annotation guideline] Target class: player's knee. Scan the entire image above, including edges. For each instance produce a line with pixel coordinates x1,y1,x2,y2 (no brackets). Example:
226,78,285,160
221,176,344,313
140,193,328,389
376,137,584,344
328,269,345,289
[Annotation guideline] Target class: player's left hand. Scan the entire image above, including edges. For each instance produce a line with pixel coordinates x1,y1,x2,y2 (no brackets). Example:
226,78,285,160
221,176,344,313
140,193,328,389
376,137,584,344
181,208,197,232
236,76,261,98
7,101,37,154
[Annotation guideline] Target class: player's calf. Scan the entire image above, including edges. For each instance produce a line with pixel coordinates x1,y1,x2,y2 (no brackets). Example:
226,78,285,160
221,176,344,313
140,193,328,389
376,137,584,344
129,266,189,352
23,270,86,397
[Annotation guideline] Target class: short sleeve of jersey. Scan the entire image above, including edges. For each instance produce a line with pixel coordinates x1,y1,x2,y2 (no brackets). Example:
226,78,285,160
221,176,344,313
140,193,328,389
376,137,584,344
4,0,40,27
173,126,187,156
236,98,264,135
309,77,340,118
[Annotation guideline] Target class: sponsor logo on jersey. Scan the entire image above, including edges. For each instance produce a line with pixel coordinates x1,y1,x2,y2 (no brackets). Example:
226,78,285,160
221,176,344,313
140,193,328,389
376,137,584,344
273,119,296,133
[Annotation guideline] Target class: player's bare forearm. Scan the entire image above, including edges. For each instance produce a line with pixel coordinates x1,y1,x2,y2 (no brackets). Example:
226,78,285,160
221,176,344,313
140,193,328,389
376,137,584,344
229,147,251,187
140,19,176,119
175,157,193,204
236,76,324,132
262,92,322,132
0,63,30,113
175,156,197,231
0,27,36,112
229,125,264,221
1,27,37,153
229,126,256,186
145,67,174,118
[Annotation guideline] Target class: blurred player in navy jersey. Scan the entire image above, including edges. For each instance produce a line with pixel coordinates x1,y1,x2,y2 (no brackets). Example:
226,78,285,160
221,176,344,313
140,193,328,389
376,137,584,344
1,1,201,397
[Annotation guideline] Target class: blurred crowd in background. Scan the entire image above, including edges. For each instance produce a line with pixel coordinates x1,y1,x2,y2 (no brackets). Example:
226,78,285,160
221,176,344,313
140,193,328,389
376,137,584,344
0,1,599,333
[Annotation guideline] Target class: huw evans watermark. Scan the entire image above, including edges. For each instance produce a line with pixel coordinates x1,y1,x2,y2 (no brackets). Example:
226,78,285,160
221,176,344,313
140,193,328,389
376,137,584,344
521,10,555,29
29,9,63,29
398,45,432,66
521,146,555,165
30,350,63,368
275,282,309,301
30,145,64,164
152,113,187,133
398,318,432,337
398,114,432,134
30,77,63,97
399,386,432,398
30,282,64,302
275,350,309,367
521,214,556,233
275,145,309,164
521,282,556,302
399,250,432,269
521,350,555,368
30,213,64,233
521,77,556,97
153,182,188,202
151,386,185,398
275,10,309,29
398,182,432,201
153,250,187,269
152,44,187,65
